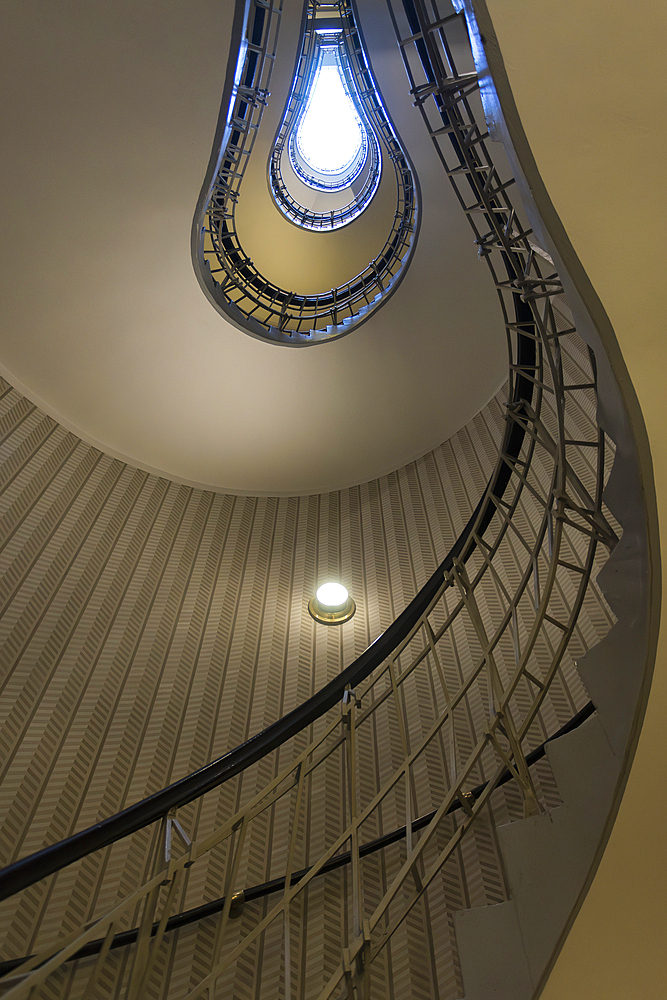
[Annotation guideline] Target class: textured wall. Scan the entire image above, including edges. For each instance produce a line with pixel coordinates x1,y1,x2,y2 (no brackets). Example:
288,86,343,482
0,376,499,898
0,347,615,998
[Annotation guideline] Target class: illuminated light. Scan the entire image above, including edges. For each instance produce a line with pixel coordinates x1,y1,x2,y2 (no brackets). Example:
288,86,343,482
309,582,356,625
296,63,364,175
316,582,349,608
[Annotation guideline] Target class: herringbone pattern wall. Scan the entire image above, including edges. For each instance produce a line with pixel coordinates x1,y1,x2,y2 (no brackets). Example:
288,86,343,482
0,339,615,999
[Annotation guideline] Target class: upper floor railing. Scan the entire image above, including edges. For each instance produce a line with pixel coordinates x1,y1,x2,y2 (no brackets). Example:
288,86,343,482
192,0,418,345
268,1,383,230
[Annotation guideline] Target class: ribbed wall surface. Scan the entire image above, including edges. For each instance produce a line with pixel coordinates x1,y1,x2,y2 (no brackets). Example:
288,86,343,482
0,342,615,999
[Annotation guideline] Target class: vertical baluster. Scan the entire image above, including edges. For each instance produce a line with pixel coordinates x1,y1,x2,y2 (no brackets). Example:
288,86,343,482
283,762,305,1000
344,689,362,943
129,871,183,999
210,817,248,974
85,921,117,996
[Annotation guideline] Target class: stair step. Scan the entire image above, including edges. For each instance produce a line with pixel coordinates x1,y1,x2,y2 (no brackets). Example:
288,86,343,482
454,713,620,999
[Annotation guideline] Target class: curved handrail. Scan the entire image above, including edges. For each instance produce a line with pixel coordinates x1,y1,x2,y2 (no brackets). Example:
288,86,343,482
268,6,382,231
0,5,618,996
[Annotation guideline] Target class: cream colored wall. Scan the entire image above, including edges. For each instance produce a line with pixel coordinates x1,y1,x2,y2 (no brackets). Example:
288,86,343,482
484,1,667,996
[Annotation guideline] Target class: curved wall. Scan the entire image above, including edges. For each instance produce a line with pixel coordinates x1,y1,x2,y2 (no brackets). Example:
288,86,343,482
0,374,504,958
0,358,615,997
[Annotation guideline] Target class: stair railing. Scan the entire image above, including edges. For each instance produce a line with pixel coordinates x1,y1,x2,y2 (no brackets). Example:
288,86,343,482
0,2,618,997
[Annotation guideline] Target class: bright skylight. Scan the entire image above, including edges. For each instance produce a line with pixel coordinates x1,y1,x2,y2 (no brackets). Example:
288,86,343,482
296,63,364,174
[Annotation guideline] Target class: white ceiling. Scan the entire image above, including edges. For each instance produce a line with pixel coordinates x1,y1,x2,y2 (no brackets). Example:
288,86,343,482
0,0,505,495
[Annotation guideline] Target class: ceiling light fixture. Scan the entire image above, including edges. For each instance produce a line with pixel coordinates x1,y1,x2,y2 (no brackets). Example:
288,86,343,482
309,582,356,625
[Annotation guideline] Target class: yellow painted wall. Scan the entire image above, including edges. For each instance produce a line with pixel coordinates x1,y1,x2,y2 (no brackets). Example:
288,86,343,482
484,1,667,996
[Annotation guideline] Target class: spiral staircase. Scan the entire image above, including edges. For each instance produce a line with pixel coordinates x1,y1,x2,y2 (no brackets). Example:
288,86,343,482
0,1,653,998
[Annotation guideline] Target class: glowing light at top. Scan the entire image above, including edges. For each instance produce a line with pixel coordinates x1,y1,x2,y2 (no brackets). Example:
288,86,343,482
296,63,364,175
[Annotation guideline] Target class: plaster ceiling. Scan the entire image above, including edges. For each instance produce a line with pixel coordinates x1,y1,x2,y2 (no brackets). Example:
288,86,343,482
0,0,505,495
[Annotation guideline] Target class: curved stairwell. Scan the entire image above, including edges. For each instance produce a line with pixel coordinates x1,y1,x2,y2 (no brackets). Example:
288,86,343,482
0,2,653,998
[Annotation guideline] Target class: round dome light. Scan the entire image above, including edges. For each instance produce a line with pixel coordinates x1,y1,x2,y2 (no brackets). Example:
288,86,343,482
309,582,356,625
316,582,348,609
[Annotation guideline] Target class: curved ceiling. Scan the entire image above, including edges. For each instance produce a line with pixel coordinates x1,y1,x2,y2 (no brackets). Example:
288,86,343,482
0,0,505,495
